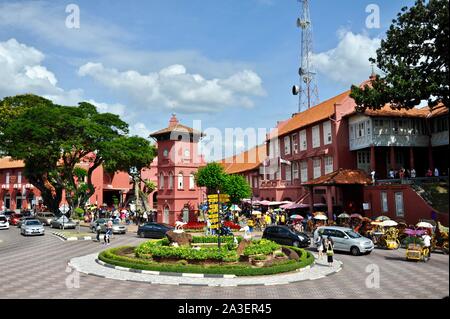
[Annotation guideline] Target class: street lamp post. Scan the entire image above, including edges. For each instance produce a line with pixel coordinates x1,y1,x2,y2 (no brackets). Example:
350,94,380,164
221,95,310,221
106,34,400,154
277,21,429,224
217,189,221,250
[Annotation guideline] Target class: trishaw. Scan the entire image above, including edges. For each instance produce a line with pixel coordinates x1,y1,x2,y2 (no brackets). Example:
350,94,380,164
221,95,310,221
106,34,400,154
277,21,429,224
432,222,449,255
378,227,400,250
404,229,429,262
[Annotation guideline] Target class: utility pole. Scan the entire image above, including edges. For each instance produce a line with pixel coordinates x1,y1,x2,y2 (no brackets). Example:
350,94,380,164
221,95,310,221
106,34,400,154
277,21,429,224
292,0,319,113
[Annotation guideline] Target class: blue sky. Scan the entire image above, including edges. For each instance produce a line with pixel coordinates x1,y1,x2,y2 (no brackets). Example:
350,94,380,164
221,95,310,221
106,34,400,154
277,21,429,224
0,0,415,160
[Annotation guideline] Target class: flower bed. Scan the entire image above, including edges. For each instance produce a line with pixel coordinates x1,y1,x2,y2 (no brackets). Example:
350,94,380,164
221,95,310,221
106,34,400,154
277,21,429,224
184,221,206,231
223,221,241,230
98,244,314,276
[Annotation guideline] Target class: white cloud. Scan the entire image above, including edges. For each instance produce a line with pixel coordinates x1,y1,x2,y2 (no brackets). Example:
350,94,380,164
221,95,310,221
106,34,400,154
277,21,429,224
0,38,60,96
78,62,266,113
312,31,381,85
129,122,154,138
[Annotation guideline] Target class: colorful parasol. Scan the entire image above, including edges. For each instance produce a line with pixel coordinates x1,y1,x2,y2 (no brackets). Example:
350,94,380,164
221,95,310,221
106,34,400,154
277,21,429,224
350,213,363,219
381,220,398,227
416,221,433,228
375,216,391,222
290,214,304,220
337,213,350,218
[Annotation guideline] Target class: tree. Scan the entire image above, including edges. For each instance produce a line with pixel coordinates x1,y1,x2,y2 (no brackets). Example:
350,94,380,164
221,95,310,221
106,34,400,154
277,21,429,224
350,0,449,111
222,174,252,204
194,162,228,194
0,94,156,214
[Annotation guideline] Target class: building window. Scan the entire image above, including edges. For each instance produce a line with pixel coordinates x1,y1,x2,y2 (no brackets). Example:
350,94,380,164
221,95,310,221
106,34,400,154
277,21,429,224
300,161,308,183
381,192,388,213
189,173,195,190
163,206,170,224
16,193,23,210
324,156,333,174
18,172,22,184
312,125,320,148
168,172,174,189
357,122,365,138
178,173,184,190
395,192,404,217
184,149,190,159
285,165,292,181
292,162,299,179
4,194,10,209
292,134,298,154
284,136,291,155
323,121,332,145
299,130,307,151
159,173,164,189
182,207,189,223
366,120,371,136
313,158,321,179
6,172,10,184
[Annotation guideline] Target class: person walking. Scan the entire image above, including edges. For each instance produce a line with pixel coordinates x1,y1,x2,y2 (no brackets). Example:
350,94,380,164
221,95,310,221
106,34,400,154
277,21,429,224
315,234,324,260
325,236,334,267
104,218,113,245
422,231,432,261
95,219,101,242
410,168,416,178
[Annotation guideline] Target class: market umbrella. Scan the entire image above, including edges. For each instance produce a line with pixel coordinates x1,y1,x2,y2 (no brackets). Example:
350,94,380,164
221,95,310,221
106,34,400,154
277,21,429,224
350,213,363,219
251,210,262,215
230,204,241,211
290,214,304,220
375,216,391,222
381,220,398,227
404,228,427,236
337,213,350,218
314,215,328,220
416,221,433,228
370,221,383,226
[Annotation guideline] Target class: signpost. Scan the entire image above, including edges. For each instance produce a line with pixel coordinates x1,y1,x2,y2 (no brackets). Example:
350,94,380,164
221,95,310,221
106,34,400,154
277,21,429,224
207,192,230,249
59,204,70,230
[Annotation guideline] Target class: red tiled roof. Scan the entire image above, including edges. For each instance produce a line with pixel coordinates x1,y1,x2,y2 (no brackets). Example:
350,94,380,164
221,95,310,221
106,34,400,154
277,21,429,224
150,123,203,138
0,157,25,169
303,168,372,186
348,103,448,119
219,144,267,174
276,90,351,137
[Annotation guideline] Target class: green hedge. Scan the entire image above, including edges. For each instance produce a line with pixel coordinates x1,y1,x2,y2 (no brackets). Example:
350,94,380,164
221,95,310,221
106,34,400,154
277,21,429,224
98,245,314,276
243,239,280,257
192,235,242,244
135,239,238,262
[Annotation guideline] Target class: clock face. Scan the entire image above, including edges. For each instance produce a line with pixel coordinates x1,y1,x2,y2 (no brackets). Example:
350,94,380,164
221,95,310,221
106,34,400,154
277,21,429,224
163,149,168,157
184,149,190,157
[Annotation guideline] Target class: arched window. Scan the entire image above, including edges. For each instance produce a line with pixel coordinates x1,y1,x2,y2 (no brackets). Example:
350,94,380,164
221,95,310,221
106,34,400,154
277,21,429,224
178,173,184,190
159,173,164,189
189,173,195,190
168,172,174,189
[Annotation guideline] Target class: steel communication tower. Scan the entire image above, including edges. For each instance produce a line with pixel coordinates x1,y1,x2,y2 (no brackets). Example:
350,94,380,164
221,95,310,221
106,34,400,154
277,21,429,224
292,0,319,112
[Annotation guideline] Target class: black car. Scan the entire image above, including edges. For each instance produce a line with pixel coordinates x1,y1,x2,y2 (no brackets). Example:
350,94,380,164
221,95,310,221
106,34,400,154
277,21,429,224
2,211,15,221
262,225,310,248
137,222,174,239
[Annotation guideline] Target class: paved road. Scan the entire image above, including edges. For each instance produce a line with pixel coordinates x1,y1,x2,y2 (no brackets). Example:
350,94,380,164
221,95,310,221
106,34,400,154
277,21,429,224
0,226,448,299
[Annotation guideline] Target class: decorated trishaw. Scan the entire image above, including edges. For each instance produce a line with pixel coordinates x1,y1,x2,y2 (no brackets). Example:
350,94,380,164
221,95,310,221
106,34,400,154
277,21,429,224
404,228,429,262
429,221,449,255
376,220,400,249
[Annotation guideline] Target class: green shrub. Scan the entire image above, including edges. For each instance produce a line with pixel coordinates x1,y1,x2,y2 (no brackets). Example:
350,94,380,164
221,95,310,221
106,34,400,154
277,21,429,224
191,236,241,244
99,245,314,276
275,252,285,258
252,254,267,261
243,239,280,256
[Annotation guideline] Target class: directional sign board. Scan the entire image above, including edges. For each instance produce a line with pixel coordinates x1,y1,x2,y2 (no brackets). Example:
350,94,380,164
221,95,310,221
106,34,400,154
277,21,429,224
59,204,70,214
206,193,230,230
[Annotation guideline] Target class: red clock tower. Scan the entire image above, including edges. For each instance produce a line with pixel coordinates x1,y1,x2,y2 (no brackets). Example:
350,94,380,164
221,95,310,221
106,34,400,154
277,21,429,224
150,114,206,225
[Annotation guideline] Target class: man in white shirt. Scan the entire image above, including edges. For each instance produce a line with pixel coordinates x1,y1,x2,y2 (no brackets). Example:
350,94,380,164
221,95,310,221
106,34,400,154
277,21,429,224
371,170,376,184
410,168,416,178
422,232,432,260
434,168,439,177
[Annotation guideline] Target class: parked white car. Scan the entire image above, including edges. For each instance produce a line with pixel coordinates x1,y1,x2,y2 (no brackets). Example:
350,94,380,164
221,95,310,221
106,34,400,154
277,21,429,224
0,215,9,230
313,226,374,256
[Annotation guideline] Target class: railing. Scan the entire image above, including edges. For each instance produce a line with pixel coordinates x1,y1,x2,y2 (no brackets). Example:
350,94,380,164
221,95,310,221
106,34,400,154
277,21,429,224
375,176,449,186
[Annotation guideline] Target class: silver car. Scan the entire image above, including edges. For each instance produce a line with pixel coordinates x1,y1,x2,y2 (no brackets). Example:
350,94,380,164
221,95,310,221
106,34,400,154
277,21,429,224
314,226,374,256
90,218,127,234
36,212,56,226
20,219,45,236
50,216,77,229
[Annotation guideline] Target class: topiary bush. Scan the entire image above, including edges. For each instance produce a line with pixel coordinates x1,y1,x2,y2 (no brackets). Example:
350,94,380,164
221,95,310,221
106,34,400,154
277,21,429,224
243,239,280,257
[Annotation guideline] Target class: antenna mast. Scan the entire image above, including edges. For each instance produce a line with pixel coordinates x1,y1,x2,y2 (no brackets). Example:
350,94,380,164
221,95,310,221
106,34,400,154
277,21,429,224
292,0,319,112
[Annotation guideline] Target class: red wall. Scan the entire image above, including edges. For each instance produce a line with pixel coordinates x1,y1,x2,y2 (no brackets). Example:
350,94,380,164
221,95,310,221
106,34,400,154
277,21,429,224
364,185,449,226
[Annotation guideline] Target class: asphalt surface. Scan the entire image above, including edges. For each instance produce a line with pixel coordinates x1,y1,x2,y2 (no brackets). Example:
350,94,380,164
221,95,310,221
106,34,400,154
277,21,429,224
0,225,448,299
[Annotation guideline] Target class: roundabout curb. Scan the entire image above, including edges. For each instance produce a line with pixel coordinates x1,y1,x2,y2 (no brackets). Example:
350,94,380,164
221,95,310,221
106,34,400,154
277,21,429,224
68,253,343,287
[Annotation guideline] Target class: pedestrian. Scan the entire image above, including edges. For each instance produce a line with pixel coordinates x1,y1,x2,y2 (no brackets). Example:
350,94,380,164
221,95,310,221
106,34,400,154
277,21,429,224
422,232,432,261
434,167,439,177
370,170,376,184
95,219,101,242
315,234,324,260
410,168,416,178
426,168,433,177
104,219,113,245
143,211,148,224
280,213,286,225
325,236,334,267
389,169,395,179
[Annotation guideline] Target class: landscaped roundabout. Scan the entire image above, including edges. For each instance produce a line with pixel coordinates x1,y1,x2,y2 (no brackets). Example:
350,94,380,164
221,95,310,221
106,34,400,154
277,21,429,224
98,235,315,276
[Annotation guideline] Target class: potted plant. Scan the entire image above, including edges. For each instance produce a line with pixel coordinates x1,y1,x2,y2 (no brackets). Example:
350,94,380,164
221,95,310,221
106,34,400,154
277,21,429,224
250,254,267,267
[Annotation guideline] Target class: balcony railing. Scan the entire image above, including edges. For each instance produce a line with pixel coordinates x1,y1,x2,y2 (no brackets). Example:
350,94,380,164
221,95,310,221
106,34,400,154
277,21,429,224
375,176,449,186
